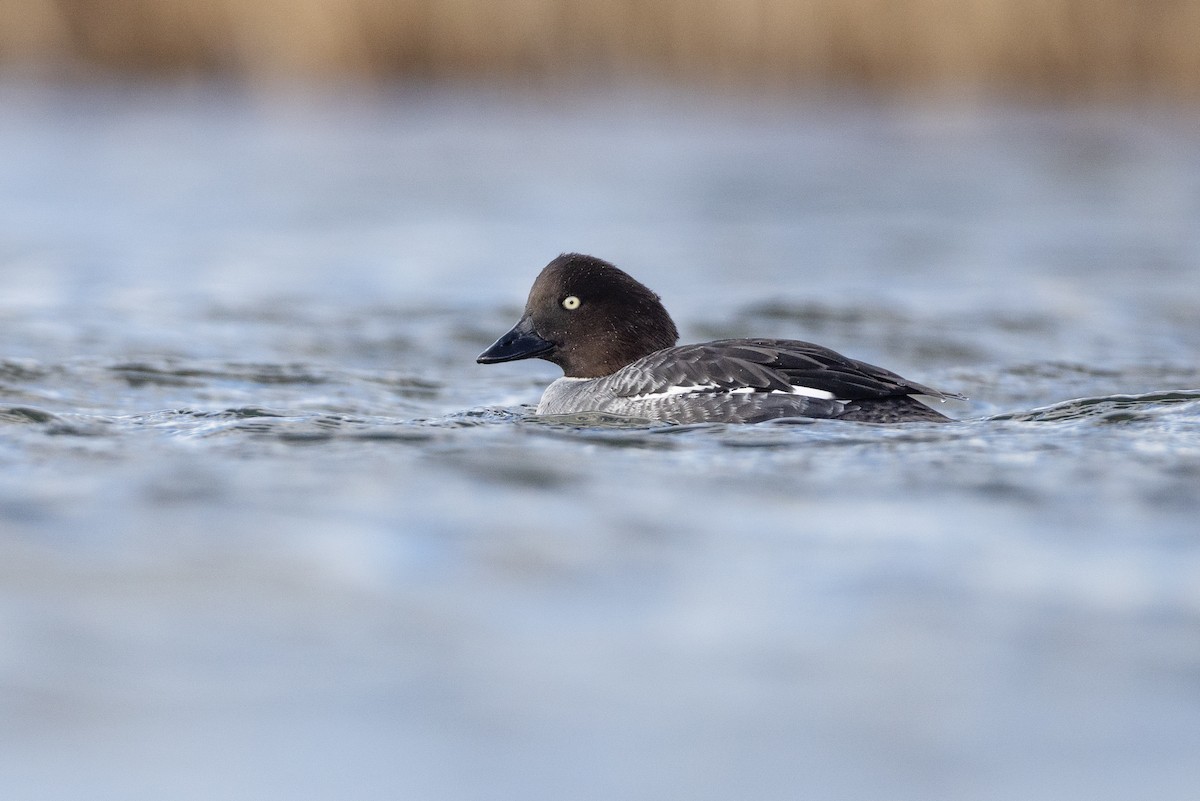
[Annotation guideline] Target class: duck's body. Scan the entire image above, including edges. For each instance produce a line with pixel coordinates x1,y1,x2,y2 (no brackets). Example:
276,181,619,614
478,254,965,424
534,340,958,424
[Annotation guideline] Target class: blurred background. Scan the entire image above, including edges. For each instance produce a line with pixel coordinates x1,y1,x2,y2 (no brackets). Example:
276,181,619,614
3,0,1200,95
2,3,1199,801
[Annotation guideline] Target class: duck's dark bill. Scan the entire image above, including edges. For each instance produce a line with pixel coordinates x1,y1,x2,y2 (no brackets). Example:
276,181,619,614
477,316,554,363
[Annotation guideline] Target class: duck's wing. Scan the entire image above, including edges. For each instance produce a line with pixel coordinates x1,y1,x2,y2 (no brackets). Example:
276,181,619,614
609,339,966,401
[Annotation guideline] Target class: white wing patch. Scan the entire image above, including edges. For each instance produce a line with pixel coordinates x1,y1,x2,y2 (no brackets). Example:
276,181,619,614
785,384,837,400
729,385,837,400
632,383,836,401
661,383,719,396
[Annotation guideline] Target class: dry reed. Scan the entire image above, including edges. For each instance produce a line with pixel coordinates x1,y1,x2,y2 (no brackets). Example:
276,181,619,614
1,0,1199,96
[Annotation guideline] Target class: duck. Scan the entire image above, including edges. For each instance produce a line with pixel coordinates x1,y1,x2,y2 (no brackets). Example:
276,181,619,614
477,253,965,424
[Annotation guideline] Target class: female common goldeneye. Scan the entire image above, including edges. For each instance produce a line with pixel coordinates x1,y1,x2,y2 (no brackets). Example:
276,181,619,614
478,253,965,424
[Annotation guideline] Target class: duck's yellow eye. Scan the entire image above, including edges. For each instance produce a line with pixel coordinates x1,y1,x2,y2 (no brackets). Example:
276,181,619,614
562,295,581,310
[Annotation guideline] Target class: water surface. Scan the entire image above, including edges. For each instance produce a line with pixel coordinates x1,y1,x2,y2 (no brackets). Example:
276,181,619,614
1,81,1199,801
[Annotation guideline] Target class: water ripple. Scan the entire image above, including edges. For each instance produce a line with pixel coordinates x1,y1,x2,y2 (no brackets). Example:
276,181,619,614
991,389,1200,424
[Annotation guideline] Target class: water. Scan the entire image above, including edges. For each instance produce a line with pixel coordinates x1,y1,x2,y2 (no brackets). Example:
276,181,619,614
1,80,1199,800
